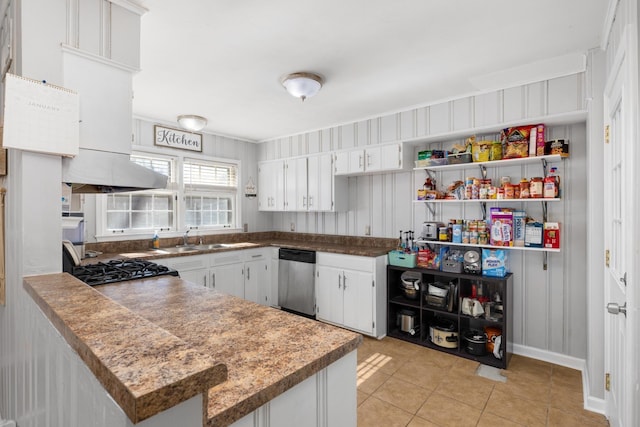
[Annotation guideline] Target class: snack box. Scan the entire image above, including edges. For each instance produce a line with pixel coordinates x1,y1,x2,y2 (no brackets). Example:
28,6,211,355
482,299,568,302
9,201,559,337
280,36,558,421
545,139,570,158
388,250,417,268
482,249,509,278
544,222,561,249
501,125,535,159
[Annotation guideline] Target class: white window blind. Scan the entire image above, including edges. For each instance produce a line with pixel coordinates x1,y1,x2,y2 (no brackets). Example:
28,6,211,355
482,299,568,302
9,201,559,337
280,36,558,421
183,159,237,190
131,154,173,182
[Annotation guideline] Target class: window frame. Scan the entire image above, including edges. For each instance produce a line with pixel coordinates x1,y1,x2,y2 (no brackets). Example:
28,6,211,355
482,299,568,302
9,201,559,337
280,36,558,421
95,149,242,241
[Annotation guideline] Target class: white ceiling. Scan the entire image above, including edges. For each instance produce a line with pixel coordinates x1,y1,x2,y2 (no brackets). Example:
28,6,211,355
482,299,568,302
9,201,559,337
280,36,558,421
132,0,609,142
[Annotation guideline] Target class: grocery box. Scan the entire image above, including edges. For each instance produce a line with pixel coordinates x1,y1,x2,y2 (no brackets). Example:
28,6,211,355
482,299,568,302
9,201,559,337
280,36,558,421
388,251,417,268
524,221,544,247
490,208,513,247
417,247,448,270
501,125,535,159
482,249,509,277
545,139,570,157
513,211,526,247
544,222,561,249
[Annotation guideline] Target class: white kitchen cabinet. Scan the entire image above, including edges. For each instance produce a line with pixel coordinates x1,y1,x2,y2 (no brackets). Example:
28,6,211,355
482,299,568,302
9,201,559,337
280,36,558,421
210,249,271,304
333,142,411,176
258,160,284,211
315,252,387,338
284,157,308,211
260,154,345,212
244,249,270,305
316,265,345,325
154,254,209,288
307,152,346,212
211,263,245,298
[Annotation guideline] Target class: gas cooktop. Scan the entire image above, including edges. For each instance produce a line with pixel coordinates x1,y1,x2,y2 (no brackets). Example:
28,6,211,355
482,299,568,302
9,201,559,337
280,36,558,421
71,259,179,286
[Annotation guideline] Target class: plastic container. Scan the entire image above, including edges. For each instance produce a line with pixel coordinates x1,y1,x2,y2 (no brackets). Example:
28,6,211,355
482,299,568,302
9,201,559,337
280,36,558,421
388,251,417,268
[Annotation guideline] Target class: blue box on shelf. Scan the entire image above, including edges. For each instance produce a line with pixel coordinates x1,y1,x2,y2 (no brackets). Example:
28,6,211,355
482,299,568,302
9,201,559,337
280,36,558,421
388,250,417,268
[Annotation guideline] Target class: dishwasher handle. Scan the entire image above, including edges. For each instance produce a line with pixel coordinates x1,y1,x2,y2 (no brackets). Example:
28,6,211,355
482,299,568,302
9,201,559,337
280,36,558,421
279,248,316,263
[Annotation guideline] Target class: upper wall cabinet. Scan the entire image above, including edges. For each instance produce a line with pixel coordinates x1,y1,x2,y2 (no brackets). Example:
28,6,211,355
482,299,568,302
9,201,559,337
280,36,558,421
258,160,285,211
259,154,346,212
334,142,412,176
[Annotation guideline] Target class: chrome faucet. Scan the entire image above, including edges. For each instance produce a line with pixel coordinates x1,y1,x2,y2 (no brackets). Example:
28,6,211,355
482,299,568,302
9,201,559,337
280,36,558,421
183,229,190,246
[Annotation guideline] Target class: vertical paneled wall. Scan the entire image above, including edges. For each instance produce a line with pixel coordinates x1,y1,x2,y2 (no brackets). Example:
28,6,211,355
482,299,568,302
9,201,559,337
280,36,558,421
260,73,590,359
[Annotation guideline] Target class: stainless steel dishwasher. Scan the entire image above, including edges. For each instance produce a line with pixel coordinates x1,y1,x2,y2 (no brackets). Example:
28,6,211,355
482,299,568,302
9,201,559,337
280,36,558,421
278,248,316,318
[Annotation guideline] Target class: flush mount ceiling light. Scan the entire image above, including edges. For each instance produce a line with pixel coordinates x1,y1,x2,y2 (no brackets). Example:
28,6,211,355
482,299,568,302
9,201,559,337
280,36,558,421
177,115,208,132
281,72,324,101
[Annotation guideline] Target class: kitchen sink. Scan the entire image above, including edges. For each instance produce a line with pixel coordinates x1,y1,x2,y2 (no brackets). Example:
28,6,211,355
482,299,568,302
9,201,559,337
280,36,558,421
194,243,235,250
153,243,237,254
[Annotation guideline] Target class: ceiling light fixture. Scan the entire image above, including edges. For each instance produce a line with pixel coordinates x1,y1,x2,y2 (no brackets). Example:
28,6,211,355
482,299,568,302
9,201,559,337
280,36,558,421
177,114,208,132
281,72,324,101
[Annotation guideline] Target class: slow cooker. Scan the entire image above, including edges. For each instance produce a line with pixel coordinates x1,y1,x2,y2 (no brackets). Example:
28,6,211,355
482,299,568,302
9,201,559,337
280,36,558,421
429,319,458,349
463,329,487,356
400,271,421,300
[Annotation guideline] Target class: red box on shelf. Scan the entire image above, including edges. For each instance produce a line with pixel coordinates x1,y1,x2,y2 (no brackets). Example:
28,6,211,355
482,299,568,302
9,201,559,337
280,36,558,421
544,222,560,249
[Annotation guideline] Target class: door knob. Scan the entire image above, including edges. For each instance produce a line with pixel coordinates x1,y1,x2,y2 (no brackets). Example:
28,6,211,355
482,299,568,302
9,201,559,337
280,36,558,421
607,302,627,316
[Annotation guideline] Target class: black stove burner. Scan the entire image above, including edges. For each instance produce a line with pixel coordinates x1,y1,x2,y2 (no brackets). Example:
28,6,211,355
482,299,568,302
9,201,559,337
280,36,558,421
72,259,179,286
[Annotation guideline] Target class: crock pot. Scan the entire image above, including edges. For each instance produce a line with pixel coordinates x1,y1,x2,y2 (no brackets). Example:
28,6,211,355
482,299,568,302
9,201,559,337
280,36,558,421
429,319,458,349
463,329,487,356
400,271,421,300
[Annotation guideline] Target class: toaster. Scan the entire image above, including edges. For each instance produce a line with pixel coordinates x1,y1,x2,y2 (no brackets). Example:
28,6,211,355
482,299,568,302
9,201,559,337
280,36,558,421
422,222,444,240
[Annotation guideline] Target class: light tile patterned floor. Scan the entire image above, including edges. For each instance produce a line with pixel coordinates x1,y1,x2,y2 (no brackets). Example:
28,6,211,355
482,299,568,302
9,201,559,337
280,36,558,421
357,336,609,427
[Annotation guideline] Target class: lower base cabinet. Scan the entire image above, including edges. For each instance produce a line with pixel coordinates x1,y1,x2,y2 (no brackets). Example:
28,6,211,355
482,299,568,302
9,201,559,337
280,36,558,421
315,252,386,338
157,249,271,306
387,265,512,369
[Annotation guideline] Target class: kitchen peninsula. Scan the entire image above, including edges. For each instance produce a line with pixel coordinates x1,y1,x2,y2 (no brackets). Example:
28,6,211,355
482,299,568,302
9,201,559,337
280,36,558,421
23,273,361,427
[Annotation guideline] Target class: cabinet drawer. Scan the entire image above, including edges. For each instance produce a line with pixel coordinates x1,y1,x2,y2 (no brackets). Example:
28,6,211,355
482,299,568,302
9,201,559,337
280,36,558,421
316,252,375,272
242,248,269,261
211,250,244,266
164,254,209,271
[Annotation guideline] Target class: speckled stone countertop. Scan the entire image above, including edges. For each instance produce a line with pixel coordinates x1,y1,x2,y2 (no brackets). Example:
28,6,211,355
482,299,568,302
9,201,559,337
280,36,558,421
23,273,228,424
96,277,361,426
83,231,398,264
24,273,362,426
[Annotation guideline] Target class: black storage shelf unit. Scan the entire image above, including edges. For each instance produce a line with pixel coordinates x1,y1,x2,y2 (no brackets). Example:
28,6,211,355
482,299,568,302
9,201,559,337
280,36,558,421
387,265,513,369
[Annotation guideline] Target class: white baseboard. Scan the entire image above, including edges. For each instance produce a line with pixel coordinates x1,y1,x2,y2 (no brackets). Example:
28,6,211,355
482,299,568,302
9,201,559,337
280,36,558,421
512,344,606,416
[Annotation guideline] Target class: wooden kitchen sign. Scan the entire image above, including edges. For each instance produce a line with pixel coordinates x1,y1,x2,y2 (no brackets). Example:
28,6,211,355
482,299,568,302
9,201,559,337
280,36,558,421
154,125,202,152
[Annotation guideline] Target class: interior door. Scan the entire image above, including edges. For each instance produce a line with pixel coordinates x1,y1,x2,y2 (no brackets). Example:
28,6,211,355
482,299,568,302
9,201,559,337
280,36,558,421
603,25,637,427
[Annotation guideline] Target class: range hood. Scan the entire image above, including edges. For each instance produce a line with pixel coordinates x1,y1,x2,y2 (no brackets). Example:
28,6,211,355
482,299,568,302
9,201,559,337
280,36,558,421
62,148,168,193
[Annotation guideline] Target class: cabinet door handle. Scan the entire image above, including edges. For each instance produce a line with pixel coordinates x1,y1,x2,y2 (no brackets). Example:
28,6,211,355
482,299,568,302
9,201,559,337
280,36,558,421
359,155,363,169
212,273,215,288
204,275,207,287
303,196,307,207
247,267,250,280
343,273,347,290
366,154,371,166
338,274,342,289
308,196,313,207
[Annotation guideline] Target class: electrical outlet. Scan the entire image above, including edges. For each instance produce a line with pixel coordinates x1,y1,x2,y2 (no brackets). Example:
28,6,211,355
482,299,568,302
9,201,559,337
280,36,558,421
290,222,295,232
365,225,371,236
